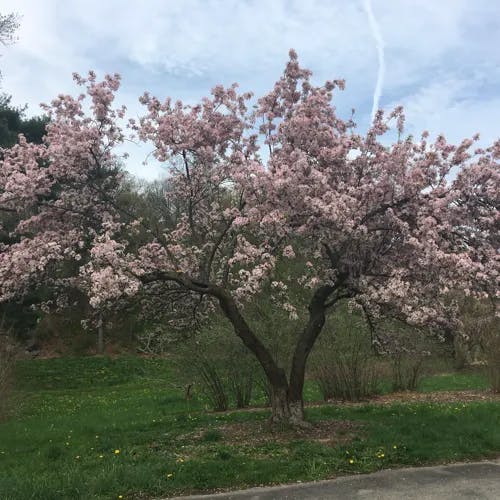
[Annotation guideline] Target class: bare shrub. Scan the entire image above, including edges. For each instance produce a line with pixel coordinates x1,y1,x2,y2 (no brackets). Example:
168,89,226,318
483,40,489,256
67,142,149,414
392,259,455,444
228,351,254,409
455,299,491,368
0,322,18,420
375,324,433,391
480,311,500,393
197,359,229,411
173,318,260,411
486,334,500,393
255,372,272,407
137,325,177,355
311,305,382,401
390,352,425,391
457,298,500,392
314,352,382,401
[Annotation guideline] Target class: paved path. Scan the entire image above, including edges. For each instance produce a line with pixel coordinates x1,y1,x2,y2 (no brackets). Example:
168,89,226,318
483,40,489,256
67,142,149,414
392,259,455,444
170,460,500,499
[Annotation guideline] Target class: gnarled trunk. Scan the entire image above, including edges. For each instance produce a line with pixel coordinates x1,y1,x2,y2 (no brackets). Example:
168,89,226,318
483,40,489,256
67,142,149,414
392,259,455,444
214,284,343,426
269,382,306,426
270,384,291,423
216,289,308,425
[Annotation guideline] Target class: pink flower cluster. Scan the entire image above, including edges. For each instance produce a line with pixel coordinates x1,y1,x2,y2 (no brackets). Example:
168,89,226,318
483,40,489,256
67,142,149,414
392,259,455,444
0,54,498,329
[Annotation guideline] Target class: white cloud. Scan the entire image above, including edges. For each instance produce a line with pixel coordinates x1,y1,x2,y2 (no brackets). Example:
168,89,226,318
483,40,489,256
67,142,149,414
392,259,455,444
386,78,500,146
0,0,498,179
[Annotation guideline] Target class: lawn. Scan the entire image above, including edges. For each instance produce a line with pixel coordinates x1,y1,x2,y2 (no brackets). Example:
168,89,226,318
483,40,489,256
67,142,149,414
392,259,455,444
0,357,498,499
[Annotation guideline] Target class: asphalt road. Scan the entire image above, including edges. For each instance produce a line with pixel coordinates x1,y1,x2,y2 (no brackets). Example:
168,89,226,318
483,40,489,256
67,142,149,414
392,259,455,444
169,460,500,499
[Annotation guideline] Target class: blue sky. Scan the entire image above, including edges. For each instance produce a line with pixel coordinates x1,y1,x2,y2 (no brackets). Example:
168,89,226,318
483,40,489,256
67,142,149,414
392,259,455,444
1,0,499,180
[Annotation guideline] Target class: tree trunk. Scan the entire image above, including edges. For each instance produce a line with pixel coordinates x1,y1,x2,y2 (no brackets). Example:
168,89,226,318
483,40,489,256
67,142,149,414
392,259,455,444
287,285,334,424
213,285,341,426
268,381,307,426
216,289,308,425
270,383,291,423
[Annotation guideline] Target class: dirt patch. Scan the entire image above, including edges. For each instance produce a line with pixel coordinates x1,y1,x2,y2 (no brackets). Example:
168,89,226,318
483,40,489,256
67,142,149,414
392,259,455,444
218,390,500,418
325,390,500,406
214,419,361,447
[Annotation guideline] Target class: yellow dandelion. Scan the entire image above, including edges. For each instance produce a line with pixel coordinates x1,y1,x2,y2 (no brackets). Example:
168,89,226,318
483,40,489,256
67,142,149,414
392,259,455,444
167,473,174,478
379,453,385,458
349,458,354,464
114,449,120,455
393,445,397,449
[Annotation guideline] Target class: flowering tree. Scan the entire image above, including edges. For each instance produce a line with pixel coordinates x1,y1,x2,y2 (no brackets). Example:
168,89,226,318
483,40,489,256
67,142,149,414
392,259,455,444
0,72,126,319
1,51,498,425
0,12,19,47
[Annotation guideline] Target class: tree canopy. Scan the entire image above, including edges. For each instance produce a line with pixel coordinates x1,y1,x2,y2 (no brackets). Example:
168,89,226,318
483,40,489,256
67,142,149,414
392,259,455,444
0,52,498,423
0,95,48,147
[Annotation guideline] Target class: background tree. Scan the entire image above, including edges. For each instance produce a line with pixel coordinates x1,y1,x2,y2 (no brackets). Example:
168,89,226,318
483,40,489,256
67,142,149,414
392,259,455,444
0,52,498,425
0,12,49,342
0,71,126,350
0,13,19,46
0,12,20,84
0,95,48,147
0,97,48,341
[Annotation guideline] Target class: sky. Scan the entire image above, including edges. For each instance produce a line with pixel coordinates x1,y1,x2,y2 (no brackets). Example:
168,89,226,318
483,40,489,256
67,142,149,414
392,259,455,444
1,0,499,180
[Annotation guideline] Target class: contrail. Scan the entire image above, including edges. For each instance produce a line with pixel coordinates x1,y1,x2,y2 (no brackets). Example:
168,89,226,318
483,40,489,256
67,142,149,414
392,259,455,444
363,0,385,122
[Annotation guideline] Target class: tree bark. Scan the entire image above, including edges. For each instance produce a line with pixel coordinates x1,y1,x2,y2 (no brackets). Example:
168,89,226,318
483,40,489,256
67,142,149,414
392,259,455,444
217,286,336,426
267,378,307,426
270,383,291,423
215,289,309,424
287,285,333,423
216,290,287,387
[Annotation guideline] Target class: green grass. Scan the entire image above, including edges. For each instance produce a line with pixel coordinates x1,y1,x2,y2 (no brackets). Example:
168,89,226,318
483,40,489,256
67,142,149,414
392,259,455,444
372,368,489,396
419,371,490,392
0,357,498,499
14,356,172,390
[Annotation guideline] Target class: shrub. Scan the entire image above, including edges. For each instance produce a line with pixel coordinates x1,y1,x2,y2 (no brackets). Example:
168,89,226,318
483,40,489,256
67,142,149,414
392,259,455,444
390,352,425,391
171,283,302,411
457,298,500,392
487,352,500,393
375,322,434,391
197,359,229,411
173,317,260,411
0,322,18,420
314,350,382,401
229,364,254,409
255,372,272,407
311,304,382,401
455,298,490,368
482,319,500,393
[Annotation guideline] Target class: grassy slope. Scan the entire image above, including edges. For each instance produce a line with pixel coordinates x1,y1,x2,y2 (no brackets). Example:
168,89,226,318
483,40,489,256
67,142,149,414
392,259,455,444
0,357,498,499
